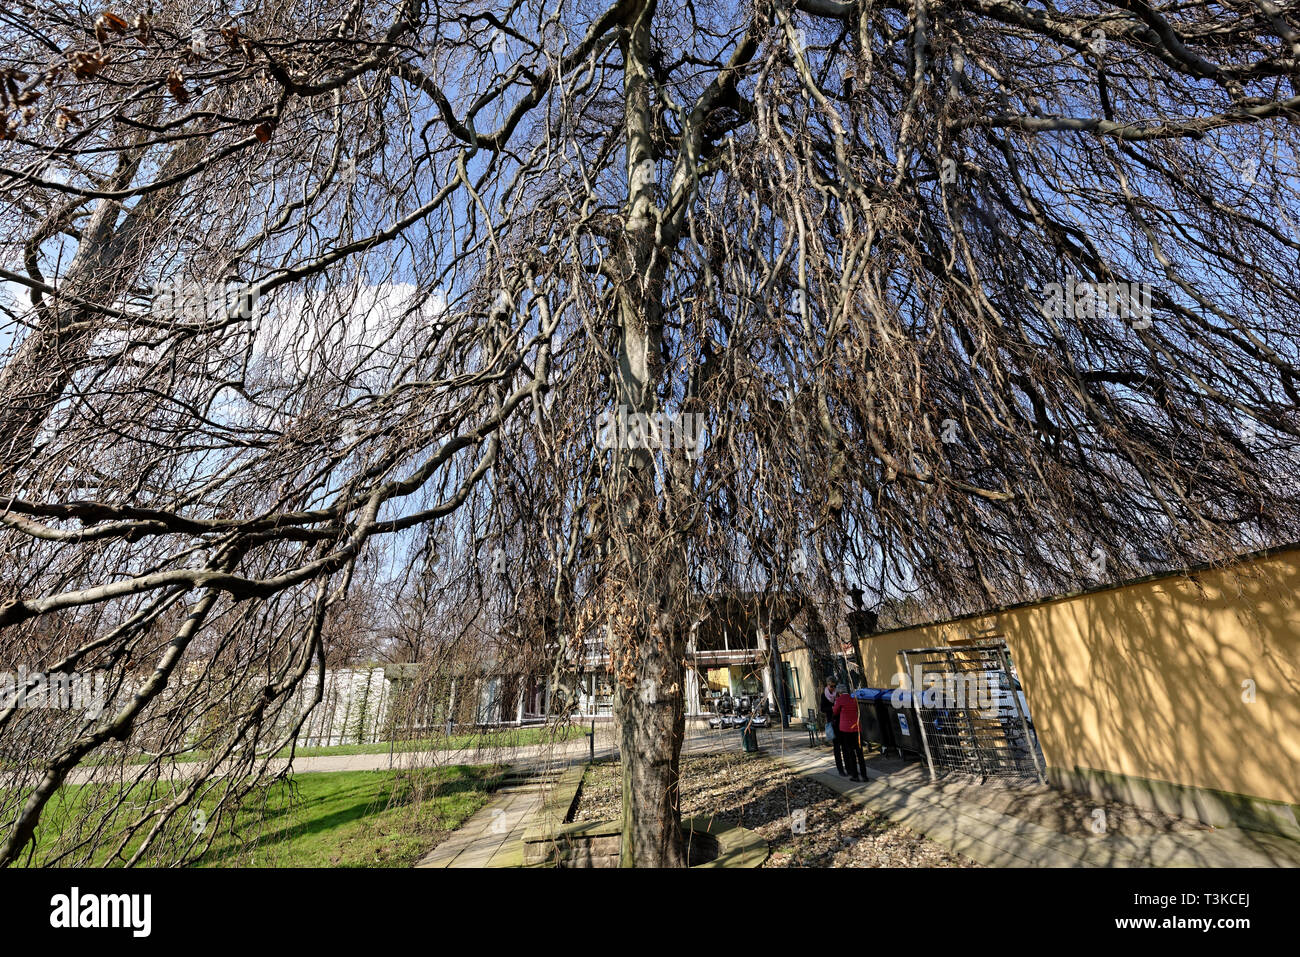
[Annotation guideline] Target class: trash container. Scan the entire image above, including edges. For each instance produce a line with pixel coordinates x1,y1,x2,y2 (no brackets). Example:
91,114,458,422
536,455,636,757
885,689,925,756
853,688,893,753
740,720,759,752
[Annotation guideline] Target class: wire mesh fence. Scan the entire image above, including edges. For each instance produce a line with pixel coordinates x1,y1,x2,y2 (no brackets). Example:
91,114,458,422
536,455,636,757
899,643,1046,784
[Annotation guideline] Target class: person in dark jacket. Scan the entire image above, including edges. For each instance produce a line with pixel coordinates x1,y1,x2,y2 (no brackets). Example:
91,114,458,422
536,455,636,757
832,683,867,781
819,679,845,775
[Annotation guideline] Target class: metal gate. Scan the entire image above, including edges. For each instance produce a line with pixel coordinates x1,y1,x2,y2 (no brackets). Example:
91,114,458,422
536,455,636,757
899,643,1046,784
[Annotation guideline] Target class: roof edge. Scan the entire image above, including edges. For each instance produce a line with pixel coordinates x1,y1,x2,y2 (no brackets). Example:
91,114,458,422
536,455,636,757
862,539,1300,641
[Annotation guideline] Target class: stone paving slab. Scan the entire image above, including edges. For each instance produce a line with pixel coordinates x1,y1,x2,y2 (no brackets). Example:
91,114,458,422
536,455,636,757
416,771,547,868
774,745,1300,868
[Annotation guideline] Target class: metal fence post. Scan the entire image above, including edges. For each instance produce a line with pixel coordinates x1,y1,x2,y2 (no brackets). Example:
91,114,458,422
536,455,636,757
902,651,938,782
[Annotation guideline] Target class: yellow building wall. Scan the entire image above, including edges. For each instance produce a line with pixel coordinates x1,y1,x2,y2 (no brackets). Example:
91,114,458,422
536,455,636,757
858,550,1300,807
778,645,819,722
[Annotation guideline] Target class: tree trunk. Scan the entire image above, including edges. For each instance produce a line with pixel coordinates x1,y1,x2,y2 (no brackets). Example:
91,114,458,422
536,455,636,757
610,0,689,867
616,617,687,867
0,196,123,483
0,133,207,485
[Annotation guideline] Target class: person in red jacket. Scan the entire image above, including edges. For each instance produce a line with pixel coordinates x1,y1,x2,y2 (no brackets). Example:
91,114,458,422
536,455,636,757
832,683,866,781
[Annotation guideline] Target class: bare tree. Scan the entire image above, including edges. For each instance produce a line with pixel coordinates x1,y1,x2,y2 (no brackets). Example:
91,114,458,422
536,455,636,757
3,0,1300,866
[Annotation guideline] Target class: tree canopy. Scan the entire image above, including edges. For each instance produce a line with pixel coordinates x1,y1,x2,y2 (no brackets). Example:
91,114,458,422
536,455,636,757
2,0,1298,865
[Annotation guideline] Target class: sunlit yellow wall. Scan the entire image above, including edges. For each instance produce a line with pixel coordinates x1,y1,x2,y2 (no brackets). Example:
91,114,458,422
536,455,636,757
858,550,1300,806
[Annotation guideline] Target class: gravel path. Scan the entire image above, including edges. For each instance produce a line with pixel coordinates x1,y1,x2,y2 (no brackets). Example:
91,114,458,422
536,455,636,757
573,752,981,867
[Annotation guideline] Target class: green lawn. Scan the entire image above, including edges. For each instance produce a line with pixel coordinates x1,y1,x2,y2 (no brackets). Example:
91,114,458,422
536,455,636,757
199,766,502,867
25,765,501,867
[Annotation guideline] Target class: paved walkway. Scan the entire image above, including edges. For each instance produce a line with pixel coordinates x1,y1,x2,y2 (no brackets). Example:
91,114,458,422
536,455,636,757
416,767,554,868
34,720,789,788
773,742,1300,867
410,724,792,868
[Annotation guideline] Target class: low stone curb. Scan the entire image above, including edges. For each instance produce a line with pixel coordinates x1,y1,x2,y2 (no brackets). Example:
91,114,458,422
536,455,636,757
518,763,769,867
682,815,769,868
520,814,769,867
520,763,586,846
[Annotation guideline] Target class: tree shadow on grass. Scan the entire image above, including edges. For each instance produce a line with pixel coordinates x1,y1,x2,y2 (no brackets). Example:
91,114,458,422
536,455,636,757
195,767,498,866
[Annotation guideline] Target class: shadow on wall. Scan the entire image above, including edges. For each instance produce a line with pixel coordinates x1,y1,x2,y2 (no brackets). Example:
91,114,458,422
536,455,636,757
858,550,1300,817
